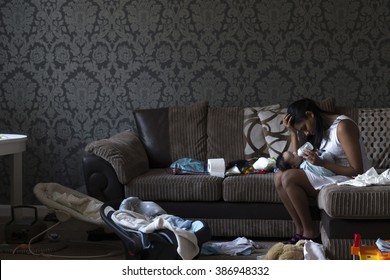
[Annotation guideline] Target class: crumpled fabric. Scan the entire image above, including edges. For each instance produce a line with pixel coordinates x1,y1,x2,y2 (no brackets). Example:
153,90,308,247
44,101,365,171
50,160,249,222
51,192,103,222
111,210,199,260
304,240,326,260
337,167,390,187
200,237,255,256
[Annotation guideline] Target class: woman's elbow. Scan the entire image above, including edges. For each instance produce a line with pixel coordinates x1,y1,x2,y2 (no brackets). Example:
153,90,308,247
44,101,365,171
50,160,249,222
349,164,364,176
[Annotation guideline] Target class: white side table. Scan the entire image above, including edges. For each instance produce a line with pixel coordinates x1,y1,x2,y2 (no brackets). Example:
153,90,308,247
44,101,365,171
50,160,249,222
0,134,27,206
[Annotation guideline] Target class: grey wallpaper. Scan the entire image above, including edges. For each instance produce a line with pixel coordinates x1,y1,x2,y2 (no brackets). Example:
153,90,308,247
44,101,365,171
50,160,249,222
0,0,389,204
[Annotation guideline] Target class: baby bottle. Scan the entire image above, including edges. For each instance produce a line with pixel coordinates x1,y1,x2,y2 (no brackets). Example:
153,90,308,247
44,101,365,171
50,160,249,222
297,142,314,157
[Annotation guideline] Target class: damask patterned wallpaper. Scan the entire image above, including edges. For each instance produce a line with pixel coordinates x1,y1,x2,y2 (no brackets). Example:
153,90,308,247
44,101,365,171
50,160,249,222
0,0,389,204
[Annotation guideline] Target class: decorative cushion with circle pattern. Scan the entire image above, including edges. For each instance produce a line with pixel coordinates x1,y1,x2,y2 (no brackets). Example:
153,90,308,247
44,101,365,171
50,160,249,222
258,107,291,158
243,104,281,161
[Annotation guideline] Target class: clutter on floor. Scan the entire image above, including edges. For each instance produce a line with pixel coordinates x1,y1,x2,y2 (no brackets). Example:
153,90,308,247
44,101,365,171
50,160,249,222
33,182,212,260
200,237,257,256
351,233,390,260
101,198,211,260
262,240,326,260
262,240,305,260
4,205,47,244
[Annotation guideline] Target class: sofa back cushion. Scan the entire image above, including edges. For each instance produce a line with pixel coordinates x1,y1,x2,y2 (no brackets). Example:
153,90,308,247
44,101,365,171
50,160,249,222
207,107,245,163
358,108,390,169
169,101,208,162
133,107,171,168
335,106,359,122
335,107,390,169
134,102,208,168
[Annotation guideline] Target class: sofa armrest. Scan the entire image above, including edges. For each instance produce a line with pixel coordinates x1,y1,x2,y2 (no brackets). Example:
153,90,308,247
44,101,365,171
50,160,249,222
82,153,124,202
85,130,149,185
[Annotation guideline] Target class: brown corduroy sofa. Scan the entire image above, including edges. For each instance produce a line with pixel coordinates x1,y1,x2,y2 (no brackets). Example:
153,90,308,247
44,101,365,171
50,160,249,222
83,100,390,259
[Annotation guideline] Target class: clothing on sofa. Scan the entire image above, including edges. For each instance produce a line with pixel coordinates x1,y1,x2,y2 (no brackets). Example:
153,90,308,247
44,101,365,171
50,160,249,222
337,167,390,187
170,157,209,175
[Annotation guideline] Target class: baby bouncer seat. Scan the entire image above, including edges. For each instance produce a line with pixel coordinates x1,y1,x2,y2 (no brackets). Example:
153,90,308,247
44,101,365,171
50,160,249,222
34,182,105,226
100,198,211,260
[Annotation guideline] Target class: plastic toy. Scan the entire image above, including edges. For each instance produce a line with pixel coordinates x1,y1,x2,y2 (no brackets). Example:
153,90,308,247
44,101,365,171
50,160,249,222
351,233,390,260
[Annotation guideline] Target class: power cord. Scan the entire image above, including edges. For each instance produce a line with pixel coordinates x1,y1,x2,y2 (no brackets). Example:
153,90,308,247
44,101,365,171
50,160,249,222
12,210,123,259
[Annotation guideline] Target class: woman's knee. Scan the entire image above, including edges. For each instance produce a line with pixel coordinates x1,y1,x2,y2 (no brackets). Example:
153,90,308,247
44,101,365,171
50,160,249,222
280,169,300,188
274,171,284,190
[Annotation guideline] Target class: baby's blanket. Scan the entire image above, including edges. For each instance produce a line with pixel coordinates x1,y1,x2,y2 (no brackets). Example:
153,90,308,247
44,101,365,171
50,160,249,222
337,167,390,187
111,210,199,260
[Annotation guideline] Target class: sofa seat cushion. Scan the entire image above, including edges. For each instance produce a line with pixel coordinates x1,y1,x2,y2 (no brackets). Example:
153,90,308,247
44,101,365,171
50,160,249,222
318,184,390,219
222,173,281,203
125,169,223,201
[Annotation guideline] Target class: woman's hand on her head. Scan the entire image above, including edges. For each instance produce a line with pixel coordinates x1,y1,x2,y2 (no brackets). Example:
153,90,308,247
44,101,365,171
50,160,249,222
283,114,297,134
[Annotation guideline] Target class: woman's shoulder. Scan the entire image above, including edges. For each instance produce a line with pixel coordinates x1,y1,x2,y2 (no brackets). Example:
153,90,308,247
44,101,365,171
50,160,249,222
336,116,359,135
332,114,356,127
335,114,351,121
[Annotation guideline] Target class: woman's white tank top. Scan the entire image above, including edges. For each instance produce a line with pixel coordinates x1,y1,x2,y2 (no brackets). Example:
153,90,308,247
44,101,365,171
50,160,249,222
320,115,371,172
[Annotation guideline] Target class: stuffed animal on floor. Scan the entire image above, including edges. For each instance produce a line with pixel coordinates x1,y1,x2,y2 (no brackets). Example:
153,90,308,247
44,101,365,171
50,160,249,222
262,240,305,260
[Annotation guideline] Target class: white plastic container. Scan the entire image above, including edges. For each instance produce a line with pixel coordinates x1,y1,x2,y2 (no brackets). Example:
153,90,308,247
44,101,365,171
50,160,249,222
297,142,314,157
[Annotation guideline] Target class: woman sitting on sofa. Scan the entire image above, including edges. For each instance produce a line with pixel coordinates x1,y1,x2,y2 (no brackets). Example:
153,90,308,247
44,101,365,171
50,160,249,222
274,98,370,244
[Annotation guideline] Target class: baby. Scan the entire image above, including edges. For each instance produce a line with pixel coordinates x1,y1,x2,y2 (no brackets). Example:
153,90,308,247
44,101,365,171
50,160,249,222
276,150,335,177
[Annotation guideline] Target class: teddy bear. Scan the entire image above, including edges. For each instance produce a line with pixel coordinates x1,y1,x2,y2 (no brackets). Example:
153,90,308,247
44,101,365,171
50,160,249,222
262,240,306,260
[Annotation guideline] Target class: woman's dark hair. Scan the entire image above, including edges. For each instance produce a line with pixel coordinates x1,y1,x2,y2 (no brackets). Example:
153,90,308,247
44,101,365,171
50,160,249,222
275,155,291,171
287,98,332,149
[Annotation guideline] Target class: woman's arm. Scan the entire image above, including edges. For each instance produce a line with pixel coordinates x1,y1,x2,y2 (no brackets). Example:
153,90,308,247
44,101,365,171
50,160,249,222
321,119,364,177
283,113,300,152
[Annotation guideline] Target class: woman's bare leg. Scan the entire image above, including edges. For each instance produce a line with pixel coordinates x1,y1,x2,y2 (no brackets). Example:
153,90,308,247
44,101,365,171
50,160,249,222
274,171,303,235
281,169,320,238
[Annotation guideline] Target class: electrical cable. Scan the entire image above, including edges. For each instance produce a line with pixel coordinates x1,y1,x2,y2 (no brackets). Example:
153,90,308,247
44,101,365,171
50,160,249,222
40,240,122,259
27,221,62,255
18,219,122,259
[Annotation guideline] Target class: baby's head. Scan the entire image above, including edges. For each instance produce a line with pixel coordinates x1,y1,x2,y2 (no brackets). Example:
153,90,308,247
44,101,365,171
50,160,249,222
276,151,303,171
